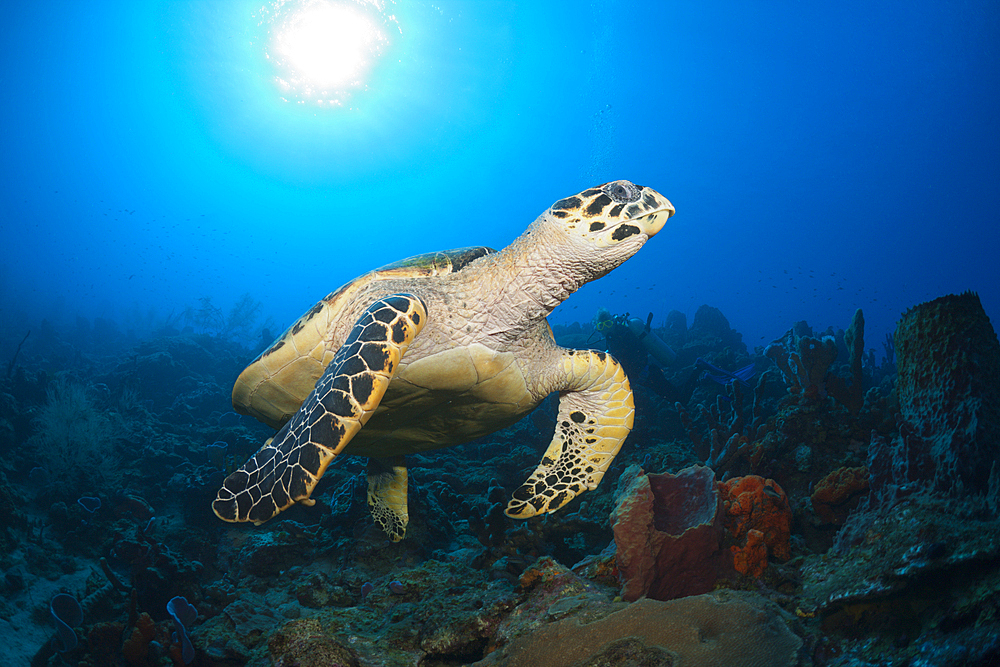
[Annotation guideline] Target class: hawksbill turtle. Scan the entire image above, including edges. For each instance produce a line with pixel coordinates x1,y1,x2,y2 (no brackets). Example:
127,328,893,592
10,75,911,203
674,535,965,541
213,180,674,541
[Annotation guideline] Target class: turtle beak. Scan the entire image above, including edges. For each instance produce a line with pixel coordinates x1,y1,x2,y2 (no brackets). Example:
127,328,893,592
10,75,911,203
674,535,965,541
634,187,675,239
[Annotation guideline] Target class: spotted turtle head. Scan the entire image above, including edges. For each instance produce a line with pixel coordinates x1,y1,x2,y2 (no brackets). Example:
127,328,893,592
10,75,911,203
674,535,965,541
547,180,674,249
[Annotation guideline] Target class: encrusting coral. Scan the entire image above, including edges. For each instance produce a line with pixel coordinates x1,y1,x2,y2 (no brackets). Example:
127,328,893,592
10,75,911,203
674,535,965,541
811,466,869,525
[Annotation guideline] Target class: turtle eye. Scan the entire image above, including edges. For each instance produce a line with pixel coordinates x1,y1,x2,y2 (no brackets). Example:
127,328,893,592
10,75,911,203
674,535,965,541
603,181,641,204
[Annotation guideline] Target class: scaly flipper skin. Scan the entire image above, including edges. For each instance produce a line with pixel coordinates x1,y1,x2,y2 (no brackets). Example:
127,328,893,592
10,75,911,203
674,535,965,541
212,295,427,525
505,349,634,518
366,458,409,541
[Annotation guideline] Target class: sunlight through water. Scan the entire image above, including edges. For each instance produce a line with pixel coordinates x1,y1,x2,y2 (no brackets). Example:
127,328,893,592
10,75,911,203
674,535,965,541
261,0,397,105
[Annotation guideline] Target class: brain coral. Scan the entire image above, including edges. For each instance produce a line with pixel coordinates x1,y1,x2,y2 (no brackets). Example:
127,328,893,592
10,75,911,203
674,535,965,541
476,591,801,667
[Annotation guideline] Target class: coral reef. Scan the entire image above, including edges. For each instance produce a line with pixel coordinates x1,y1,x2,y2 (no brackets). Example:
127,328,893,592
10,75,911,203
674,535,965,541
825,309,865,414
30,381,124,488
50,593,83,652
167,595,197,664
797,293,1000,666
121,612,157,664
4,294,1000,667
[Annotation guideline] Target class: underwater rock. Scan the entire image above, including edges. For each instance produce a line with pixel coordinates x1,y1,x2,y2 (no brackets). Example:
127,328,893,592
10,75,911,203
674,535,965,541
476,591,801,667
233,530,313,578
611,464,723,601
690,305,744,354
468,481,508,548
113,334,240,411
487,556,617,655
802,493,1000,648
166,377,229,423
259,558,521,665
418,610,494,662
223,597,280,638
129,351,187,391
662,309,687,347
294,572,333,608
218,411,242,427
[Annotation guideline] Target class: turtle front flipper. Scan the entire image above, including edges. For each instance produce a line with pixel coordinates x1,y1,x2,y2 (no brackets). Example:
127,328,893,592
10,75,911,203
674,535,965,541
212,294,427,525
506,349,633,519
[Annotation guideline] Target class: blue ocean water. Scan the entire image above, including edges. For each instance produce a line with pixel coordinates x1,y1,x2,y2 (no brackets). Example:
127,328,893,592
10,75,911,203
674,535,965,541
3,1,996,351
2,3,1000,666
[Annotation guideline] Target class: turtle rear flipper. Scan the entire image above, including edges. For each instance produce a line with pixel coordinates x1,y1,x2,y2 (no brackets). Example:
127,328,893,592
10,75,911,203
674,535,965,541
366,457,409,541
505,349,633,518
212,294,427,525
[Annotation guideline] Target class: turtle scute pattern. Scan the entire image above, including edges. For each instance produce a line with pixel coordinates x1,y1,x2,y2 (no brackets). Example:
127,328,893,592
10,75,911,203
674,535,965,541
212,295,427,525
505,349,634,518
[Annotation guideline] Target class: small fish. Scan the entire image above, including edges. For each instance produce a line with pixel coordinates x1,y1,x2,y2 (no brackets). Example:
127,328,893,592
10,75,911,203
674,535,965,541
695,357,756,389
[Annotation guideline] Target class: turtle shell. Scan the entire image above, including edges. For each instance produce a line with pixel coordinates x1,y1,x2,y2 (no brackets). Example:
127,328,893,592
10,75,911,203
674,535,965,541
232,246,495,429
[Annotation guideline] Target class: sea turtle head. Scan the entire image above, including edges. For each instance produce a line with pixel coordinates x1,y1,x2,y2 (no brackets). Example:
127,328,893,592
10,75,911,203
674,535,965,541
540,180,674,275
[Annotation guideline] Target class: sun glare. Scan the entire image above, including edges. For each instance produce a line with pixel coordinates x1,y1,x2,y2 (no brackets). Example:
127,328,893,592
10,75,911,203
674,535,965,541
263,0,394,104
